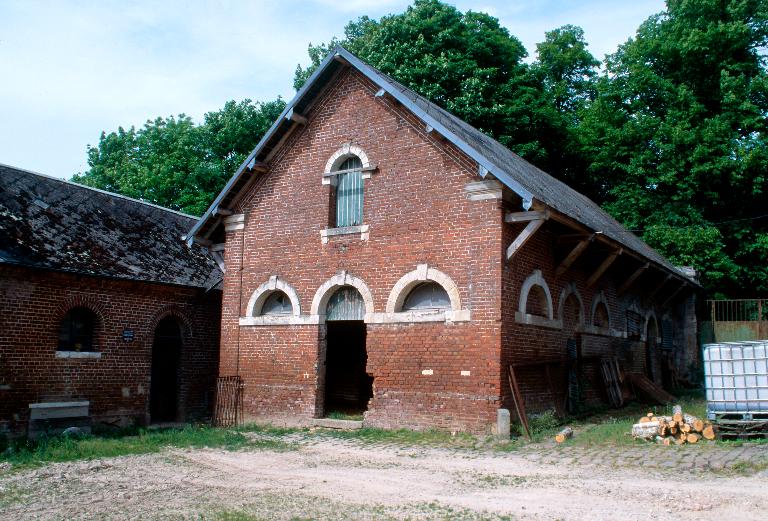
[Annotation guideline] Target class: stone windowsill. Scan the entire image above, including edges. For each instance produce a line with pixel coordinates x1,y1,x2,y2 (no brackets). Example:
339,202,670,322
239,315,319,326
321,224,370,244
367,309,471,324
514,311,562,330
55,351,102,359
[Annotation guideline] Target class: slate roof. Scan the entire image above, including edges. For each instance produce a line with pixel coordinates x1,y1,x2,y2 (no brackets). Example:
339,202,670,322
189,46,695,286
0,163,221,289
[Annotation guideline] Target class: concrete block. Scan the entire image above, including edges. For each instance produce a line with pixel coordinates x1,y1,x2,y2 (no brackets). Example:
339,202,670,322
497,408,511,440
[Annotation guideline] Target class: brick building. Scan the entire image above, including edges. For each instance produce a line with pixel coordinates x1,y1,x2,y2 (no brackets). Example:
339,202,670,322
0,164,222,436
188,47,700,433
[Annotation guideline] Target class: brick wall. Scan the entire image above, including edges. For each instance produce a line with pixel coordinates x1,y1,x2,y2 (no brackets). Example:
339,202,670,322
220,68,503,433
0,264,221,435
217,67,697,433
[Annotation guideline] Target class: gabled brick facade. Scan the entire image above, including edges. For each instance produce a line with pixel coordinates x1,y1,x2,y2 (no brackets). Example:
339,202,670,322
206,59,699,433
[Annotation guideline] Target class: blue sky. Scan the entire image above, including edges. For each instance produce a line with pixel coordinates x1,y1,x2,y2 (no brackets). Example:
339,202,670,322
0,0,665,179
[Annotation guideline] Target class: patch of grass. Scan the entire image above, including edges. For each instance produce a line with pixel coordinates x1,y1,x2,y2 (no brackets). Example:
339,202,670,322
320,427,477,448
0,425,296,470
0,483,29,508
325,410,364,421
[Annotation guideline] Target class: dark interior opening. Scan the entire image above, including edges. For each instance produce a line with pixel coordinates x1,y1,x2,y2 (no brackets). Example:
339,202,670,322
324,320,372,416
150,317,182,423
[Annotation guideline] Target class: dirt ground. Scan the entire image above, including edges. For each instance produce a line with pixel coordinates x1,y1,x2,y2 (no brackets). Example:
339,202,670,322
2,433,767,520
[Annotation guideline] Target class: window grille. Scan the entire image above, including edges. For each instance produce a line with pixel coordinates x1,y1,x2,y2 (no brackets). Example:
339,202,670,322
335,156,363,227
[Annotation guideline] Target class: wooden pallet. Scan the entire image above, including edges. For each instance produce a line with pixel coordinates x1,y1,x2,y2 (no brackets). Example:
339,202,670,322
711,411,768,439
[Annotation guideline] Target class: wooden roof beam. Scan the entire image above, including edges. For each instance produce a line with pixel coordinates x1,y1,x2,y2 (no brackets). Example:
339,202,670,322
586,248,622,288
505,210,549,223
646,274,672,302
662,282,686,308
556,234,595,277
285,108,308,125
506,218,546,261
618,262,649,296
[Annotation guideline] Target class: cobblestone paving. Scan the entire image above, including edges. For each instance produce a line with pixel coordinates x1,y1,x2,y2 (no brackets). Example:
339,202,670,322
249,429,768,474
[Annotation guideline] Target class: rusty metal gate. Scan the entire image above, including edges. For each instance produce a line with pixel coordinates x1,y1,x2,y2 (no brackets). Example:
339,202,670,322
213,376,243,427
706,299,768,342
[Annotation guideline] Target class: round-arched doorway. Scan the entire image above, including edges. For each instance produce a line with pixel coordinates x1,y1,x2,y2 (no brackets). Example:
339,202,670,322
150,316,182,423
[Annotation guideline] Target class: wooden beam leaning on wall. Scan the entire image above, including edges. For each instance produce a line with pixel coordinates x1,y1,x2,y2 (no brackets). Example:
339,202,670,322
618,262,650,296
505,210,549,261
555,234,595,277
586,248,622,288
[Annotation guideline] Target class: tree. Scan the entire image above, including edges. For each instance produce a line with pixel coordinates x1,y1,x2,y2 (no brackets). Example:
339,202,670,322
581,0,768,295
73,98,285,216
295,0,556,163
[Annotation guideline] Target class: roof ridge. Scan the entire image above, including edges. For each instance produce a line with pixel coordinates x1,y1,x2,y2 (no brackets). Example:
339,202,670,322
0,162,198,220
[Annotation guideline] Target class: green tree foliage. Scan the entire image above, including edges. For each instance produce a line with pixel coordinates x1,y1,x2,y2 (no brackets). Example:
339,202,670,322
295,0,561,166
73,99,285,216
581,0,768,294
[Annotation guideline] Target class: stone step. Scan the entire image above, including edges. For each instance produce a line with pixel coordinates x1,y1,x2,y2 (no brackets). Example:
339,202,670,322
313,418,363,430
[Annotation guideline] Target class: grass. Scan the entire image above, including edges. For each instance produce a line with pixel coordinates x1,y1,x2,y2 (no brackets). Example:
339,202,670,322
325,410,364,421
319,426,479,447
0,424,296,470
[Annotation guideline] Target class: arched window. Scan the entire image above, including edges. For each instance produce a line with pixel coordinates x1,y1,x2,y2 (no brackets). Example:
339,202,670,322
526,285,549,318
402,282,451,311
58,307,97,352
334,156,364,227
593,302,609,329
260,291,293,315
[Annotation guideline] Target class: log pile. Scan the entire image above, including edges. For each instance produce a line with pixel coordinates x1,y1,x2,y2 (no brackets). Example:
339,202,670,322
631,405,716,445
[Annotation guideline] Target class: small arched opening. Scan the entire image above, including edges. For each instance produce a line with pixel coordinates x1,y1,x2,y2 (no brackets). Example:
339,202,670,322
150,316,182,423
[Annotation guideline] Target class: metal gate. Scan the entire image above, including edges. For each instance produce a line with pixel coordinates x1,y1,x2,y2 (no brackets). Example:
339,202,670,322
213,376,243,427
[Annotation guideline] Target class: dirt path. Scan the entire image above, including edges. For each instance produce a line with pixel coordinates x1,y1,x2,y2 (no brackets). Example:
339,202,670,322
2,436,767,520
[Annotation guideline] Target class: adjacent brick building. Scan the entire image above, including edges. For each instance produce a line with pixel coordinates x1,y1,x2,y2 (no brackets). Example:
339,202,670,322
0,165,222,436
190,47,701,434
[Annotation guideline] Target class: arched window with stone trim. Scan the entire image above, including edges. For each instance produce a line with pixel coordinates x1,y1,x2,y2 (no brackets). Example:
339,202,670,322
401,282,451,312
58,307,98,352
593,301,610,329
260,291,293,316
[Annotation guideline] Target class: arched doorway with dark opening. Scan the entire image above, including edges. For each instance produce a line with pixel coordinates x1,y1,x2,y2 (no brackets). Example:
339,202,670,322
150,316,182,424
323,286,372,418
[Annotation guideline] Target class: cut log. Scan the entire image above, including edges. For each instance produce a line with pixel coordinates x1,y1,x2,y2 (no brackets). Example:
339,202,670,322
681,423,691,433
669,426,678,435
639,416,651,424
672,404,682,417
555,427,574,443
632,421,660,439
686,433,699,444
674,436,686,446
673,412,683,423
682,413,704,432
647,412,654,418
702,425,716,440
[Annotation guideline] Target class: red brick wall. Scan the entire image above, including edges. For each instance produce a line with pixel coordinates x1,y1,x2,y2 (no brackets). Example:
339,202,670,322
0,265,221,435
501,223,696,415
221,68,504,433
218,66,697,432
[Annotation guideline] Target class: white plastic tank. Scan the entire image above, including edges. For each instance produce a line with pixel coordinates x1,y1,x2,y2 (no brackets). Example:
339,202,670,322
703,341,768,418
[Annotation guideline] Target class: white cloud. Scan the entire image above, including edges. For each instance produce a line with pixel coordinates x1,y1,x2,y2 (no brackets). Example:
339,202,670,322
0,0,664,179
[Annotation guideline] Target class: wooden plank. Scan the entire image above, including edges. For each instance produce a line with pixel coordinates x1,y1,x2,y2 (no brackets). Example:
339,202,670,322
618,263,649,295
506,218,545,260
285,108,308,125
586,249,622,288
507,366,531,439
627,373,675,404
555,234,595,277
504,210,549,223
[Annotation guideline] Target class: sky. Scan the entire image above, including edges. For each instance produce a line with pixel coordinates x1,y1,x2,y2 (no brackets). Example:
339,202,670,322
0,0,666,179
